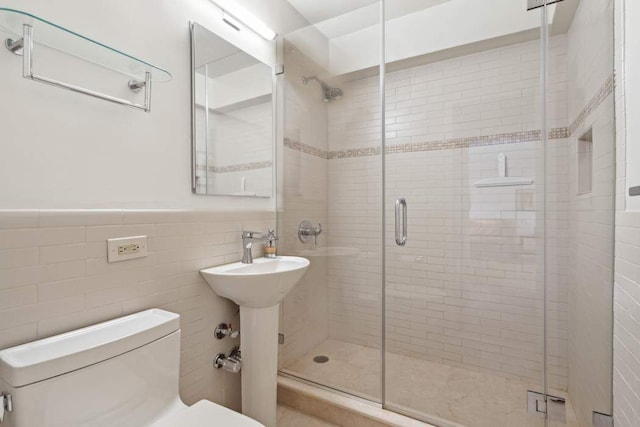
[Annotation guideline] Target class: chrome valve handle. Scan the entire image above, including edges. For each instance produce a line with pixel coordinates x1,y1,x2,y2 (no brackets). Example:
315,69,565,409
298,220,322,244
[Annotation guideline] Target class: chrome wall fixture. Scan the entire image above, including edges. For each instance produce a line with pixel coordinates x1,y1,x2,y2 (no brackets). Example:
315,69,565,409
241,230,268,264
298,220,322,244
0,393,12,424
214,345,242,373
301,76,343,102
395,198,407,246
214,322,239,339
5,23,153,112
527,390,566,422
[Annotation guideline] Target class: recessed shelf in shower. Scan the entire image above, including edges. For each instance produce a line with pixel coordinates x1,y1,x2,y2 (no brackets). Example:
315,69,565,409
0,8,171,111
474,153,534,187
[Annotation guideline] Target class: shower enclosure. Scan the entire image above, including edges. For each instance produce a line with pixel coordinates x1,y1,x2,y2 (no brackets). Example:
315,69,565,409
277,1,615,426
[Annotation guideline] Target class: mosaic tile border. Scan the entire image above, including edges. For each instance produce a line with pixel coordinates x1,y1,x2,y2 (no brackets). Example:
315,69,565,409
195,161,272,173
568,74,615,136
283,74,614,160
284,138,329,159
384,128,566,155
329,146,381,159
285,128,567,160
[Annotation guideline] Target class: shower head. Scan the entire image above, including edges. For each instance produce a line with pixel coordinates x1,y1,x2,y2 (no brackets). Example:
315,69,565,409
302,76,343,102
324,86,343,102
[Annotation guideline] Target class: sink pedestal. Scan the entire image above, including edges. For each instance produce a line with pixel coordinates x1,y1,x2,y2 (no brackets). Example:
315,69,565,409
199,256,310,427
240,304,279,427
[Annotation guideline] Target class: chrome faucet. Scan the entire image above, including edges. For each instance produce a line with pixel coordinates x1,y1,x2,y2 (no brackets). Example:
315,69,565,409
241,231,266,264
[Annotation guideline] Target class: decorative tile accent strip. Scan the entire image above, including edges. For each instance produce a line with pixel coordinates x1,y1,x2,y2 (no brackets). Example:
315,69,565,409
194,161,272,173
550,127,569,139
283,137,329,159
328,146,381,159
384,129,563,155
212,161,272,173
284,129,568,159
568,74,615,136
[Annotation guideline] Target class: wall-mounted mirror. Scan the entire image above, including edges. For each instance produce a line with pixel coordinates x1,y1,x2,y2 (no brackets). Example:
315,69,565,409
191,22,274,197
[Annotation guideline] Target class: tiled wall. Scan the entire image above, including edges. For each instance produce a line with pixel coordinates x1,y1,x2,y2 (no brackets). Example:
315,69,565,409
613,0,640,425
195,101,273,196
323,35,571,388
0,209,275,411
565,0,616,424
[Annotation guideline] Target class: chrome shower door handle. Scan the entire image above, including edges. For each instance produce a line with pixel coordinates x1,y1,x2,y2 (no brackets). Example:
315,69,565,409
395,197,407,246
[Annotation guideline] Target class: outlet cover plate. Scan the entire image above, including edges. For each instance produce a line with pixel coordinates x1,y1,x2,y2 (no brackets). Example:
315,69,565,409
107,235,148,263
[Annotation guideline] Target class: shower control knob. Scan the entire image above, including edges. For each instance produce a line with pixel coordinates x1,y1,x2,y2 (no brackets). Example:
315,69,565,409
298,220,322,244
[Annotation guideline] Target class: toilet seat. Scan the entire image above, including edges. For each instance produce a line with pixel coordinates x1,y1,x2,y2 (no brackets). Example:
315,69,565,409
152,400,264,427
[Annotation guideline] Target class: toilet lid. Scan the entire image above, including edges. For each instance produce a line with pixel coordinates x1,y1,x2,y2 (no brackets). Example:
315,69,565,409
152,400,265,427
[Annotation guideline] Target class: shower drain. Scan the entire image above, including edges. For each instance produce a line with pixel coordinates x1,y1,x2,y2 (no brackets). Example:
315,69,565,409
313,355,329,363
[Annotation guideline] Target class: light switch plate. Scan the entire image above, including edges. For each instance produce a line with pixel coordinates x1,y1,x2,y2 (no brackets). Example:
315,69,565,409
107,235,148,263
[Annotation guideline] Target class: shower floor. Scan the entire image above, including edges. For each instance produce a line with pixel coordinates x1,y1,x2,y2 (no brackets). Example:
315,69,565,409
283,339,580,427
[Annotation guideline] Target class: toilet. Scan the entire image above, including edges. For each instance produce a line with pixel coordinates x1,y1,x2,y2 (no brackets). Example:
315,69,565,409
0,309,263,427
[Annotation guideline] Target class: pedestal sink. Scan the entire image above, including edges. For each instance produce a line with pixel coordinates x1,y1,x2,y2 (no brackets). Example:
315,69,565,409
200,256,310,427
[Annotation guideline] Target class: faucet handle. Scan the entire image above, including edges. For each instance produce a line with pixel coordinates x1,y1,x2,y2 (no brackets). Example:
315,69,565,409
298,220,322,244
242,231,263,239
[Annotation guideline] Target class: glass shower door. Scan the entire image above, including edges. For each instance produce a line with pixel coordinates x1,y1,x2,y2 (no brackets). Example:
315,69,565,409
382,1,549,425
277,0,385,403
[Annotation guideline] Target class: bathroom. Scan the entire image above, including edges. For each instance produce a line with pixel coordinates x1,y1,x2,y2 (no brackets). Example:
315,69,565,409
0,0,638,426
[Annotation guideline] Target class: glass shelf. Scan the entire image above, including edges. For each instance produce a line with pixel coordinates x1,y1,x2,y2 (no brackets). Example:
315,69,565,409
0,7,171,82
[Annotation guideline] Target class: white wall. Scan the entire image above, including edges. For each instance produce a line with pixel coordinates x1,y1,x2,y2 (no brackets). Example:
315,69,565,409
623,0,640,211
0,0,275,210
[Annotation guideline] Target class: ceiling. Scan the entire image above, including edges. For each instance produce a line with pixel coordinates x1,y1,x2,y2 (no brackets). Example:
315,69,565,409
286,0,453,25
285,0,454,38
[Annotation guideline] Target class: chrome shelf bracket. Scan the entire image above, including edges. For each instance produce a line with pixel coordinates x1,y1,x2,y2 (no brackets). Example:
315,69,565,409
4,37,23,54
5,24,153,112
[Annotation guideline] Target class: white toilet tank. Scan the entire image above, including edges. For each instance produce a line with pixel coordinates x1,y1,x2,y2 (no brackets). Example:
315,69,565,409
0,309,186,427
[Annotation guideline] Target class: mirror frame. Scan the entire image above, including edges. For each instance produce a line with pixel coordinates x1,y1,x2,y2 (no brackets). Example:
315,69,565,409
189,21,277,198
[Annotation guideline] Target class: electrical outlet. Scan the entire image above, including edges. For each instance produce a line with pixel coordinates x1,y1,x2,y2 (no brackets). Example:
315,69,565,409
107,236,148,263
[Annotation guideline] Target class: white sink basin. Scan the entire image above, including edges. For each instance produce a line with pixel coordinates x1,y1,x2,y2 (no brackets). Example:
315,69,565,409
200,256,310,308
